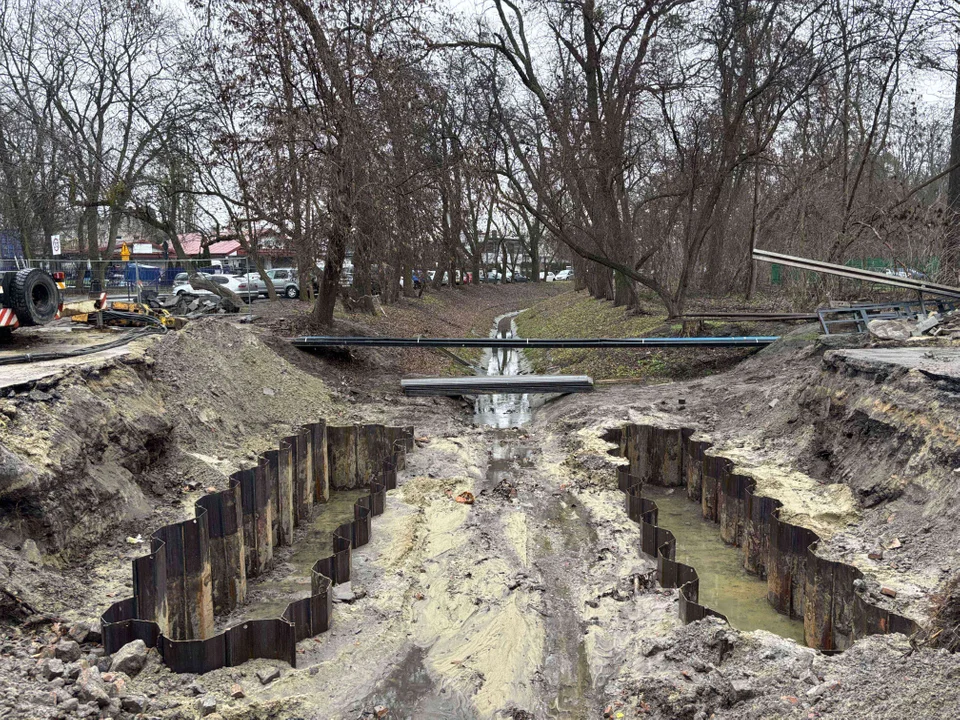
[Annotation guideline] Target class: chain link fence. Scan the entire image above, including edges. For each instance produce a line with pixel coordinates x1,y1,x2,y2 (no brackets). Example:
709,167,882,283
0,258,269,304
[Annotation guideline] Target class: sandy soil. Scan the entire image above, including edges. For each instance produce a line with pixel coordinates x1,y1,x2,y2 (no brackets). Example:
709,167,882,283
1,291,959,719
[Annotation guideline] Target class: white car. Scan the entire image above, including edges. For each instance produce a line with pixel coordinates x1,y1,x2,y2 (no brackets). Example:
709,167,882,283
554,269,574,281
540,271,557,282
173,273,259,302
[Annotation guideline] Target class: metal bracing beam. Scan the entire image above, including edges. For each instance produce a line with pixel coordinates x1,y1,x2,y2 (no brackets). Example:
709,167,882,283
753,249,960,300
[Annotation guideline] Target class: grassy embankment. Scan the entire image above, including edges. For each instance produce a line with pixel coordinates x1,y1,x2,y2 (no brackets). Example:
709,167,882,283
337,282,569,376
515,290,764,382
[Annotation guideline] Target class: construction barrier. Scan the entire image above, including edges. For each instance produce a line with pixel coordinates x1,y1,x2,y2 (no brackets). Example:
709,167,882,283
101,421,414,674
610,424,919,651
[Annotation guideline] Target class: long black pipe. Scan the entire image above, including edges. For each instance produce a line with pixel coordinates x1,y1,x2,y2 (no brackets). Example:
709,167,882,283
292,336,778,349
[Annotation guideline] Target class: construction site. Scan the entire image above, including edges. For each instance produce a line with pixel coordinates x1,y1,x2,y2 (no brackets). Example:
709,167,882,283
2,0,960,717
0,249,958,720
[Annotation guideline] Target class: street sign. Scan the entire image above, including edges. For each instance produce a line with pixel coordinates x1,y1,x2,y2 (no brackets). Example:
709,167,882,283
120,243,130,262
51,235,61,256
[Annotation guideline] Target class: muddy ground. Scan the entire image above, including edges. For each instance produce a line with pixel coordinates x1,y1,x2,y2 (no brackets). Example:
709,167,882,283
1,290,959,719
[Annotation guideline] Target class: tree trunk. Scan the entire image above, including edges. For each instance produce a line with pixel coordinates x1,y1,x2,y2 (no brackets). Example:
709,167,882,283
746,164,761,300
949,41,960,215
85,205,99,292
315,225,346,326
100,209,122,291
613,271,632,306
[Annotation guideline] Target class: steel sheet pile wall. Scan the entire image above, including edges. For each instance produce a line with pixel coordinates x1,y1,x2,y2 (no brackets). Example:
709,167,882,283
101,421,415,674
612,424,918,651
616,465,727,625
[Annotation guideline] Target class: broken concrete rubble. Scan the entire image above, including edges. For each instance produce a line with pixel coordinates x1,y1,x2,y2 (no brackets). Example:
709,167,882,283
867,318,913,340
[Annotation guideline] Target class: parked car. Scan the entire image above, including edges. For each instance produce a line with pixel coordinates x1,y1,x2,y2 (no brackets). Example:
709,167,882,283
266,268,301,298
512,273,529,283
484,270,514,283
172,273,259,302
883,267,926,280
554,269,574,281
541,271,557,282
240,268,301,298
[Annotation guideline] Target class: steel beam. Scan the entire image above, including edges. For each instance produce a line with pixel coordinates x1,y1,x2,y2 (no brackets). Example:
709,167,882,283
753,249,960,299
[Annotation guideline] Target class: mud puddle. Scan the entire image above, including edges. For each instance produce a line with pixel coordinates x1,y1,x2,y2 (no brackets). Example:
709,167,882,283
354,646,475,719
644,486,805,643
223,489,368,624
539,491,597,717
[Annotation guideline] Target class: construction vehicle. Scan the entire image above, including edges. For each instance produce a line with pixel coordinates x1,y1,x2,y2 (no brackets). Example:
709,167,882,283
0,268,65,334
69,299,186,330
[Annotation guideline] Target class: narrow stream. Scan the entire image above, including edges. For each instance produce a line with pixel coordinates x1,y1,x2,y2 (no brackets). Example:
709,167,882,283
473,312,534,427
644,487,806,643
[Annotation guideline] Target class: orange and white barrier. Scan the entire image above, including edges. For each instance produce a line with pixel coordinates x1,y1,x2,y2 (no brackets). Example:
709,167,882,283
0,308,19,328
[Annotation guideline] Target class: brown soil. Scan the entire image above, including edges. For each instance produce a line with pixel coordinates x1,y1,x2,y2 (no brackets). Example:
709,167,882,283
0,289,959,720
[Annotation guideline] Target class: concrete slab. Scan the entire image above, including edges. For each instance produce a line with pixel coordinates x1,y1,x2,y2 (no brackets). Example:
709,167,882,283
0,347,131,390
827,347,960,381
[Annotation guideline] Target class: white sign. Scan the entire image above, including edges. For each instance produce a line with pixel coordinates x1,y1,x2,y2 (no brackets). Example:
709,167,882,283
133,243,153,255
50,235,61,256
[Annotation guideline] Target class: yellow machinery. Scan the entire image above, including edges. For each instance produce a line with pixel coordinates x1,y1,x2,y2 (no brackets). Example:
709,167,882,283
70,300,186,330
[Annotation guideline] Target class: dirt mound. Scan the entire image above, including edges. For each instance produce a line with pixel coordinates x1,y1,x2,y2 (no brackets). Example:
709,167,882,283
0,319,342,564
148,318,339,452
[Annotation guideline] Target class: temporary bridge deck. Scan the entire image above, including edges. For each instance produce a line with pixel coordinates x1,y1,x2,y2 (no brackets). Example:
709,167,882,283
401,375,594,396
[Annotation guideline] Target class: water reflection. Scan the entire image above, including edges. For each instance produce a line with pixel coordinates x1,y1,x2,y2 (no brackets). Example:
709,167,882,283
645,486,806,643
473,313,534,428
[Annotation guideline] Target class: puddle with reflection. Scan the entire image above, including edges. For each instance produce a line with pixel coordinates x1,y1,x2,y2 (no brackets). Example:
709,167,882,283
644,486,805,643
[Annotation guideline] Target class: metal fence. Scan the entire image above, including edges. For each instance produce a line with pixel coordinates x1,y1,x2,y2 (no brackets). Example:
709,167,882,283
0,258,266,302
101,421,415,674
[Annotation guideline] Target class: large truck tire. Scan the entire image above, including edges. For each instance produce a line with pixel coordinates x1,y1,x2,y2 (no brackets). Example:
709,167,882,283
9,268,59,326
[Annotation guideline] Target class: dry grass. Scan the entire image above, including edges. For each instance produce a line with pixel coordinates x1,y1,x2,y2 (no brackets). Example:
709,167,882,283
258,282,569,378
515,290,783,382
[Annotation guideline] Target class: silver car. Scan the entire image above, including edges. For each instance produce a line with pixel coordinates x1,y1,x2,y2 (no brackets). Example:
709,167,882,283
244,268,301,298
172,273,259,301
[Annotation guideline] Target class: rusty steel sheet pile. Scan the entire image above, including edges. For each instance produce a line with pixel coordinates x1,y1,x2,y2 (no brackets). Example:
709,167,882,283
100,421,415,674
609,424,918,651
617,467,727,625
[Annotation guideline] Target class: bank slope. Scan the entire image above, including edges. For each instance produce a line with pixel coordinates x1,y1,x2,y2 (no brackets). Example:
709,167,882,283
515,291,763,381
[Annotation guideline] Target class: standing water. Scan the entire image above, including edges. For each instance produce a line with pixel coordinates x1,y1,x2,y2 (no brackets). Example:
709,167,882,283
645,487,806,643
473,312,534,428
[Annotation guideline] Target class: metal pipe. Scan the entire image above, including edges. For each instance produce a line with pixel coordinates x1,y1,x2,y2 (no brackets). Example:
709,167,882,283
293,336,779,349
753,249,960,299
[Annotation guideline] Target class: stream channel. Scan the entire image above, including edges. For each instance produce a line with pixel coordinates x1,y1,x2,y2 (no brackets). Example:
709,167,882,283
240,312,803,717
469,312,803,644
